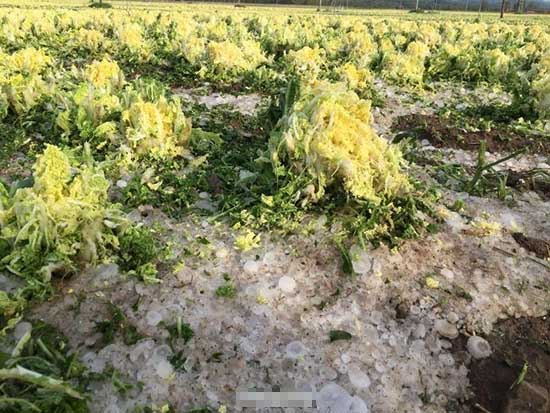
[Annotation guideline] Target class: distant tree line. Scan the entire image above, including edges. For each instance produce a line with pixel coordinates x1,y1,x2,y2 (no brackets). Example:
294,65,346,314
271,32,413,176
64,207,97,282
186,0,550,13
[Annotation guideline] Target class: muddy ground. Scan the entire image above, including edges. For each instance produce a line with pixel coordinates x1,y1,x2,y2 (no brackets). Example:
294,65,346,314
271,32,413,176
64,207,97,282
456,315,550,413
393,113,550,155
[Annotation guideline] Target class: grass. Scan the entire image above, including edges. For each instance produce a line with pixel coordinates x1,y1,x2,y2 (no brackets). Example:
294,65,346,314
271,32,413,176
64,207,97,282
465,140,527,196
165,317,194,345
94,303,142,346
215,282,237,299
509,361,529,390
0,321,89,413
403,133,529,201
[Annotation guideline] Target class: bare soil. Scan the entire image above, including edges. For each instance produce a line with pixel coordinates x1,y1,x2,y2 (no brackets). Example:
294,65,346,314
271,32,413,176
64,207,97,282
512,233,550,259
506,170,550,201
393,114,550,155
453,316,550,413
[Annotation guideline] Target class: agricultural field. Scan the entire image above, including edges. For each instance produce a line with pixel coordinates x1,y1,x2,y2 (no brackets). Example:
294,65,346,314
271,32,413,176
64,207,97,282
0,1,549,412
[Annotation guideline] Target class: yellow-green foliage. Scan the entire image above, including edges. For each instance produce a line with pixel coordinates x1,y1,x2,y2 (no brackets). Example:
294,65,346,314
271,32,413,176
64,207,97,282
6,47,52,75
84,58,125,91
0,145,125,279
531,55,550,119
344,26,376,67
427,42,463,77
57,59,126,140
181,36,207,66
0,47,53,117
533,74,550,119
286,46,325,78
2,74,51,115
0,89,7,118
234,229,261,251
339,62,374,95
205,40,267,74
58,61,192,163
121,95,192,160
270,81,410,204
482,48,511,81
117,22,150,60
57,83,122,141
381,41,430,86
73,28,107,51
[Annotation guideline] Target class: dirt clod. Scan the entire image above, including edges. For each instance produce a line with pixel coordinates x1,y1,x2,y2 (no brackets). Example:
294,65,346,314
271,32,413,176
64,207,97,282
512,233,550,259
506,170,550,201
502,381,550,413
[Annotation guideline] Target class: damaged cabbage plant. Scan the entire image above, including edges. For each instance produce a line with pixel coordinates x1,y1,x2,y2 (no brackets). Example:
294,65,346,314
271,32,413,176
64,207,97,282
56,62,192,169
268,79,439,248
0,144,158,323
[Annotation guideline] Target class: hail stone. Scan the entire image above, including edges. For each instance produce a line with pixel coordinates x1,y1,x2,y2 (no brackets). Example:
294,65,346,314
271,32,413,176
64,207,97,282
348,365,371,389
434,319,459,339
278,276,296,293
467,336,492,359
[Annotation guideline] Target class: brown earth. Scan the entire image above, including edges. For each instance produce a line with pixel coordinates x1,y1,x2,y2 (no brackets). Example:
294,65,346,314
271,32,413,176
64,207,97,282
506,170,550,201
512,233,550,260
454,316,550,413
393,114,550,155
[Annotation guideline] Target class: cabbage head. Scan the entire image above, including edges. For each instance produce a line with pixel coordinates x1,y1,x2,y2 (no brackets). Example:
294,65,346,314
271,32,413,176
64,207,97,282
270,81,410,205
121,95,192,160
0,145,126,280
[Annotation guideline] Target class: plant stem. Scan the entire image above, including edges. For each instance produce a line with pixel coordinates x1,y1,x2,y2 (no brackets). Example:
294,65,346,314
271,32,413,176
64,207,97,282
0,365,83,399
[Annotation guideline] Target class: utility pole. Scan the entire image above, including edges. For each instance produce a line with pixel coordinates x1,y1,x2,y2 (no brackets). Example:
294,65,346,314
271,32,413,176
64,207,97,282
416,0,420,11
500,0,505,17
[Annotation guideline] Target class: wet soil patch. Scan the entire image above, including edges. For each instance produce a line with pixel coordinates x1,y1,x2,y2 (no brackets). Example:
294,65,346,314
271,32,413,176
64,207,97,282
506,170,550,201
393,114,550,155
512,233,550,260
455,316,550,412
